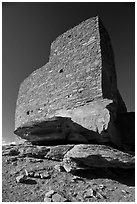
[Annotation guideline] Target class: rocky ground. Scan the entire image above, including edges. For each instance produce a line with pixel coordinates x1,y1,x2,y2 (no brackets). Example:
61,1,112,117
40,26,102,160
2,142,135,202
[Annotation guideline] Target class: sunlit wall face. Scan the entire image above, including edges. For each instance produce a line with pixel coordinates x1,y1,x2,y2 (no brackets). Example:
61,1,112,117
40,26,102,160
2,2,135,144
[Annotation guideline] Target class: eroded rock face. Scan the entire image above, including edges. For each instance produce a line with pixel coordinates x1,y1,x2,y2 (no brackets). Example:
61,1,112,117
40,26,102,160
14,16,127,146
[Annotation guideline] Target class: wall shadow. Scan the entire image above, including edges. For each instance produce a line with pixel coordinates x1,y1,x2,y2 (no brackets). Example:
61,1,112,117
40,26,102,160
72,167,135,187
70,154,135,186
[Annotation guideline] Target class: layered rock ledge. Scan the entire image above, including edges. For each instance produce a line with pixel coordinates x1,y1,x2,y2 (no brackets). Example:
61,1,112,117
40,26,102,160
2,143,134,169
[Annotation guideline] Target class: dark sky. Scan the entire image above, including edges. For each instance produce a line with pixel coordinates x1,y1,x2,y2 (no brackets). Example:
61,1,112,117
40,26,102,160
2,2,135,143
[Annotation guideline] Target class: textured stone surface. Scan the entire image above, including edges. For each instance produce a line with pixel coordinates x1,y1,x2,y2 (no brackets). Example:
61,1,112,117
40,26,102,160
63,144,135,172
19,145,50,158
44,145,74,161
14,16,127,145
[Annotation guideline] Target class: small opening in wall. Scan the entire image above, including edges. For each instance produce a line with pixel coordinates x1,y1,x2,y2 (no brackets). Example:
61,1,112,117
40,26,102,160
68,34,71,38
59,69,63,73
27,111,30,115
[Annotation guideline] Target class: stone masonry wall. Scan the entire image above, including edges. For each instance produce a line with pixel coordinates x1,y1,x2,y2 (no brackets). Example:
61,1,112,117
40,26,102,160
15,16,126,131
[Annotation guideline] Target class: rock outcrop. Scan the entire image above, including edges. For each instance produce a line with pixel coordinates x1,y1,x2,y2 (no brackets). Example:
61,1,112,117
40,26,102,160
14,16,129,149
63,144,135,172
2,143,135,169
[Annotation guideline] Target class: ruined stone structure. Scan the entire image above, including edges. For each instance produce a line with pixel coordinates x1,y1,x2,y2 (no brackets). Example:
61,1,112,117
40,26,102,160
14,16,128,148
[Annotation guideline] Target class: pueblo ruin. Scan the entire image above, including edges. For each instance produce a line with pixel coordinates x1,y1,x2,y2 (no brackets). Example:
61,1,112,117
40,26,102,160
14,16,134,151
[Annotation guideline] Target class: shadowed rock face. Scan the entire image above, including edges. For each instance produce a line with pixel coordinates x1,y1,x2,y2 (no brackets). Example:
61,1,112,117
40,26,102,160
14,16,128,147
114,112,135,152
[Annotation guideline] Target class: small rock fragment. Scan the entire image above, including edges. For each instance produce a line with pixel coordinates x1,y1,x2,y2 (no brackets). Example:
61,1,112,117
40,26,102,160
84,188,97,199
29,158,43,163
24,169,35,177
73,175,83,180
24,169,29,176
7,157,18,163
40,172,51,179
34,172,41,178
36,159,43,162
63,158,80,173
5,159,10,164
45,190,55,198
73,192,77,196
63,163,72,173
85,187,107,200
96,191,105,199
9,149,20,156
71,176,83,183
44,197,52,202
52,193,67,202
12,161,17,166
99,184,106,190
90,188,96,198
54,164,65,172
28,171,34,177
121,189,129,194
16,175,27,183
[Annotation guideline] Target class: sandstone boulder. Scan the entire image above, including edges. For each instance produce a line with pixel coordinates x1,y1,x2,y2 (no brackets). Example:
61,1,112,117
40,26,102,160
63,144,135,172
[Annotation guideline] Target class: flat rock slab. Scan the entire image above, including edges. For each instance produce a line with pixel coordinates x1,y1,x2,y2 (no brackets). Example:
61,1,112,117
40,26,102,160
45,145,74,161
2,143,74,161
63,144,135,171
